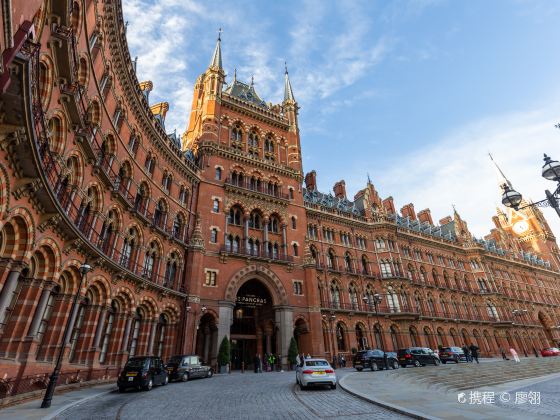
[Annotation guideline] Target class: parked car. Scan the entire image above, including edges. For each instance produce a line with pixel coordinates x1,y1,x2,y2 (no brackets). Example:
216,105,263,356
541,347,560,357
117,356,168,392
296,358,337,390
398,347,441,367
439,346,467,364
166,354,213,381
352,349,400,371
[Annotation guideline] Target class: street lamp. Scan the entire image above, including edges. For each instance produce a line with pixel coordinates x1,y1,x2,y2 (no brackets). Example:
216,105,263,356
41,262,92,408
501,154,560,218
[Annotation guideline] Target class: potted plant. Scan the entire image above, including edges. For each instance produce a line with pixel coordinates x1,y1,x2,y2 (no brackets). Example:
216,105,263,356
217,336,231,374
288,337,299,370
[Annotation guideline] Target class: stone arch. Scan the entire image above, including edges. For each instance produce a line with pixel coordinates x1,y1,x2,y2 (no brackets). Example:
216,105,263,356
114,287,135,313
224,264,288,306
137,296,159,320
538,311,554,344
0,210,35,262
86,276,111,305
39,54,54,109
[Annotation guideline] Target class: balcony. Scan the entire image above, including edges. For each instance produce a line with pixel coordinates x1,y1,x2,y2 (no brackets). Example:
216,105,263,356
224,177,290,201
219,246,294,263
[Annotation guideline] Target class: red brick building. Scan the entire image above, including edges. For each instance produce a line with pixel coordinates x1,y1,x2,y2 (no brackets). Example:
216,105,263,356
0,0,559,398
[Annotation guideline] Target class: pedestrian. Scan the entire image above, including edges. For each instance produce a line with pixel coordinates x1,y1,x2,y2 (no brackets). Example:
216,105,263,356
296,353,301,367
254,354,262,373
469,344,479,364
500,347,509,360
510,348,520,363
533,348,539,358
305,353,311,359
462,345,471,362
341,354,346,367
332,355,337,369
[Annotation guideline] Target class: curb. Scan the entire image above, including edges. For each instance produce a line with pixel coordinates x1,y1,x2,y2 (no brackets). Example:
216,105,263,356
338,374,440,420
44,387,114,420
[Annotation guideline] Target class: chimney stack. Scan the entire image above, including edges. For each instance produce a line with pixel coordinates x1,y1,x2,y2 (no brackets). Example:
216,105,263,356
333,180,346,199
305,171,317,191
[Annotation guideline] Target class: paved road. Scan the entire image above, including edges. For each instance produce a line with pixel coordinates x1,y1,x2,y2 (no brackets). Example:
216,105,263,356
495,375,560,418
55,369,409,420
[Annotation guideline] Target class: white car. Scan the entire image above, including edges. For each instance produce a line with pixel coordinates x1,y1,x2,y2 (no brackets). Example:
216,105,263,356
296,358,337,390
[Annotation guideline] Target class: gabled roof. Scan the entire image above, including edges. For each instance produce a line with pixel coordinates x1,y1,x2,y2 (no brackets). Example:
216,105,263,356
224,79,268,109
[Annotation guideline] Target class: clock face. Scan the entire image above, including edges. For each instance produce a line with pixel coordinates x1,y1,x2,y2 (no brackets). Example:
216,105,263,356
513,221,529,235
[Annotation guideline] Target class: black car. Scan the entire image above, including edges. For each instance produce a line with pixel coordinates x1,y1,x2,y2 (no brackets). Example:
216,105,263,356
117,356,168,392
166,354,213,382
398,347,440,367
439,346,466,364
352,349,400,371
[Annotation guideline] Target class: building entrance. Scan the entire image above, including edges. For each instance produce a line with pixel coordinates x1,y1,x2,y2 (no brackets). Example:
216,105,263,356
230,279,276,370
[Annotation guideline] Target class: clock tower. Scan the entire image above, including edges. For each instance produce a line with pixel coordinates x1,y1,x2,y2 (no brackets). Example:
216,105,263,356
488,155,560,269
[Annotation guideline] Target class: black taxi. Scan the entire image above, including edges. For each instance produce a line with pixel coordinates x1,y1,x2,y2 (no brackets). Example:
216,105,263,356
166,354,213,382
117,356,168,392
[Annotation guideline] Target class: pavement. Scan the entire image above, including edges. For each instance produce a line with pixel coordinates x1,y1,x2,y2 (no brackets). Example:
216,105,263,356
339,360,560,420
0,369,408,420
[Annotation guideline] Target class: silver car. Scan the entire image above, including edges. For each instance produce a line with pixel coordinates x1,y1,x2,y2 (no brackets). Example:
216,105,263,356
295,358,337,390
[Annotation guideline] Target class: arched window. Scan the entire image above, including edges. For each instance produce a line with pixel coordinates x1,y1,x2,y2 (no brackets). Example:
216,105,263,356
249,210,262,229
361,255,369,275
231,124,243,150
134,183,148,213
344,253,353,273
215,167,222,180
292,243,298,257
380,261,392,278
427,295,436,316
228,206,242,226
390,326,399,351
414,293,422,313
99,301,116,364
336,323,346,351
374,325,383,349
155,314,168,357
486,302,499,320
173,214,184,238
98,210,117,255
410,327,419,347
128,134,139,156
327,250,336,269
212,198,220,213
291,216,296,229
178,186,188,204
164,253,179,288
128,309,142,357
143,241,159,280
349,284,358,310
419,267,427,283
268,215,279,233
248,130,259,158
264,135,275,161
330,283,340,308
210,228,218,243
387,287,400,313
35,285,60,354
121,228,137,269
153,199,167,229
68,296,89,362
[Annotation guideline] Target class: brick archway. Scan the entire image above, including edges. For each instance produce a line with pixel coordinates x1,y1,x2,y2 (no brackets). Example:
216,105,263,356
224,264,289,306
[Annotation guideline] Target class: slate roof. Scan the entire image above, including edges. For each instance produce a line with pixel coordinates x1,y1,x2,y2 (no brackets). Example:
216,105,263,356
303,188,361,216
224,79,268,109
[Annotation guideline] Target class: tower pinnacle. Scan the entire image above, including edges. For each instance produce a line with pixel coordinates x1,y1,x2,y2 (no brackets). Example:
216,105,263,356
209,28,223,70
283,62,295,103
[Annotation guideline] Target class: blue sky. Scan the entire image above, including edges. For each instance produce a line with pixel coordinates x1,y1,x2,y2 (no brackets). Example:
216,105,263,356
124,0,560,238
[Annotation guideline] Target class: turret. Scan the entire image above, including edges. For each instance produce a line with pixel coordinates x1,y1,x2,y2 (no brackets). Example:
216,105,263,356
283,64,301,171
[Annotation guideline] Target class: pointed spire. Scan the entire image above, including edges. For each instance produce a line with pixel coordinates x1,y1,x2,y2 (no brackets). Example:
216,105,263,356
488,153,513,191
233,68,237,83
284,62,295,102
209,28,223,70
367,173,372,186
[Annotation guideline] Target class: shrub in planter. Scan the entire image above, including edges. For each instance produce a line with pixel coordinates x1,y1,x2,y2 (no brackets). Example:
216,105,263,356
217,336,230,373
288,337,299,369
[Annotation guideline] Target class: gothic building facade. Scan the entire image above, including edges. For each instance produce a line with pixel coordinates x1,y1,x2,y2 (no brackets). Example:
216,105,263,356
0,0,559,399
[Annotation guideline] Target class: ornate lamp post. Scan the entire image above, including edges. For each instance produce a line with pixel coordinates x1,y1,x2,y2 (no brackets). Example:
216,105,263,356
501,154,560,218
41,262,92,408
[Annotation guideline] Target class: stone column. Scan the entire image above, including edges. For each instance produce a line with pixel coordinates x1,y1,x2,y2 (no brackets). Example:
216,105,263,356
281,224,287,257
224,213,229,242
274,306,293,368
0,270,21,326
244,215,250,252
27,285,53,337
147,321,158,355
263,217,269,255
217,301,234,350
